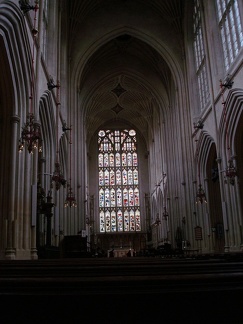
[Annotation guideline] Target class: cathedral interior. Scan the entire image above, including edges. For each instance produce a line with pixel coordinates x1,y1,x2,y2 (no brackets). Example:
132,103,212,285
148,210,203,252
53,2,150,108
1,0,243,322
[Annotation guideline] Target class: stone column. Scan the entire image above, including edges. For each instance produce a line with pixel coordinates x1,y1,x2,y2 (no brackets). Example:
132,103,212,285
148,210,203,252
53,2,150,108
30,121,42,260
217,157,230,251
5,115,20,259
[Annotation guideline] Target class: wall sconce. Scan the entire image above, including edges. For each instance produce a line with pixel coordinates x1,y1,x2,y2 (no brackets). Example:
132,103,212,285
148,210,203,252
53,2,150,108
224,159,237,185
155,214,161,226
193,119,204,129
220,75,234,90
162,207,169,220
62,121,71,132
47,76,59,91
196,184,207,204
19,0,38,14
51,162,66,190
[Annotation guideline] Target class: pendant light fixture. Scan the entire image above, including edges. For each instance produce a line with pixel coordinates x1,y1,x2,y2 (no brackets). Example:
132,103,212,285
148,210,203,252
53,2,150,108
18,0,42,154
64,125,77,208
162,173,169,220
195,138,207,204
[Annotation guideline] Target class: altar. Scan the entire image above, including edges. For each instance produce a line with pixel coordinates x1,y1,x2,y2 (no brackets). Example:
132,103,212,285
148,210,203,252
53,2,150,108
108,248,135,258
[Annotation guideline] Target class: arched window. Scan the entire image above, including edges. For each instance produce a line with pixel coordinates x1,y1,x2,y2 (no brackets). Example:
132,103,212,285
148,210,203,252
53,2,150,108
98,129,141,233
216,0,243,70
193,0,210,111
42,0,49,60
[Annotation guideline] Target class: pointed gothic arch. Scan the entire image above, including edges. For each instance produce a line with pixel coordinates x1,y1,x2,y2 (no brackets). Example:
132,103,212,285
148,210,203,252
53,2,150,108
195,131,225,252
220,89,243,244
0,2,36,258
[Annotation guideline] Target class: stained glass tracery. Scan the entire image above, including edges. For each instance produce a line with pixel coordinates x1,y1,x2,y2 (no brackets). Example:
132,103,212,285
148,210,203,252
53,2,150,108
98,129,141,233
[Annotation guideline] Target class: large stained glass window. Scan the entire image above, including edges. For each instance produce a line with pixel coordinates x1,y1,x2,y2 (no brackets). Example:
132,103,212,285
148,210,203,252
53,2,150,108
98,129,141,233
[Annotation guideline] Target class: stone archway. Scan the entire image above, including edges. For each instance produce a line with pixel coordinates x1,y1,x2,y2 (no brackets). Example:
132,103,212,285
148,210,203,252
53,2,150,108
219,89,243,249
0,36,14,258
234,110,243,242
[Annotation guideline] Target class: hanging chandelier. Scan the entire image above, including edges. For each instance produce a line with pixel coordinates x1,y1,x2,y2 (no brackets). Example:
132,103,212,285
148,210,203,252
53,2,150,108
64,124,77,208
225,159,237,185
194,134,207,204
196,184,207,204
18,113,42,153
64,185,77,208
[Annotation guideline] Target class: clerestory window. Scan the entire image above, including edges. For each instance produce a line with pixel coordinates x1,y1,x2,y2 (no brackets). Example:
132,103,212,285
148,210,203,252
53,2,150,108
42,0,48,61
193,0,210,111
98,129,141,233
216,0,243,70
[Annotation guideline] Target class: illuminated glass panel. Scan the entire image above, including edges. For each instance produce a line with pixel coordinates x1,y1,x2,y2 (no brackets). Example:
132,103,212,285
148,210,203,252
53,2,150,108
122,170,127,185
105,188,110,207
134,188,139,206
110,169,115,185
134,169,138,185
124,210,129,231
135,209,141,230
110,153,114,166
100,211,105,232
116,153,120,166
111,211,116,232
127,153,131,165
116,170,121,185
98,129,141,233
216,0,243,70
129,188,134,206
133,153,137,166
130,210,135,231
128,170,133,185
105,211,110,232
111,189,116,207
123,188,128,206
104,169,109,185
99,153,103,167
104,153,109,167
99,189,104,207
117,209,123,231
99,170,103,186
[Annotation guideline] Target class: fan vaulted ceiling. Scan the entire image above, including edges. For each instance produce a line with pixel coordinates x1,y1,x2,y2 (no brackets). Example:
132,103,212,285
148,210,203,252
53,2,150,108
65,0,185,141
